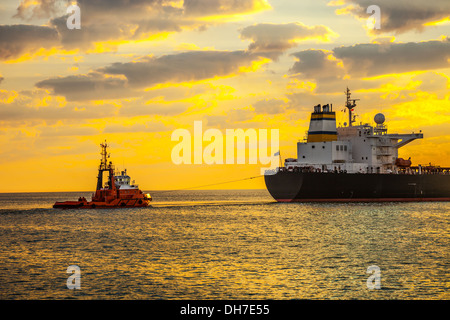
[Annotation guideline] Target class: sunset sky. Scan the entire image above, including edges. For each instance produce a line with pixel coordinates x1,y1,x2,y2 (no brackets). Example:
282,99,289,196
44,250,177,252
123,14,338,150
1,0,449,192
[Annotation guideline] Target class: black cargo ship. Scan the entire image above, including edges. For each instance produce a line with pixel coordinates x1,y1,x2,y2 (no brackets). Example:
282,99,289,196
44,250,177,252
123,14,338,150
265,88,450,202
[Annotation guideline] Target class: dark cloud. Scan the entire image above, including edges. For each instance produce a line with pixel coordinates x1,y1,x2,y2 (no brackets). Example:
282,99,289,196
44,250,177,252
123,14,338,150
36,50,264,100
11,0,185,51
0,24,59,60
289,38,450,83
290,49,345,81
6,0,271,59
15,0,178,21
48,15,133,50
35,72,138,101
54,0,186,48
240,22,336,59
32,20,339,101
330,0,450,34
333,37,450,77
102,51,257,87
183,0,269,16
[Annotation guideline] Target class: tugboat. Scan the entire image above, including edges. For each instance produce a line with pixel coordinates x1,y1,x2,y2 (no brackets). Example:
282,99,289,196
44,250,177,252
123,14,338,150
53,141,151,209
265,88,450,202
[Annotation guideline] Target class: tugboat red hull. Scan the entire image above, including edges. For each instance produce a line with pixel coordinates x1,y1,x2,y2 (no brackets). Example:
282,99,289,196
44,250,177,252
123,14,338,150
53,199,150,209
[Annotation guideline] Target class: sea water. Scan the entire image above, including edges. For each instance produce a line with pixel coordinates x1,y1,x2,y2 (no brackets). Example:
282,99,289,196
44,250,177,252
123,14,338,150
0,190,448,299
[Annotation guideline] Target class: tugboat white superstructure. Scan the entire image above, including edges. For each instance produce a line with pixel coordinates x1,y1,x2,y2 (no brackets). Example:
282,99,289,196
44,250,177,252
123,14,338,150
265,88,450,202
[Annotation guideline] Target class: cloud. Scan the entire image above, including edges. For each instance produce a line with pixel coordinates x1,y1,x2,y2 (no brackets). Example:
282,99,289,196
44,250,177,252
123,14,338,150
240,22,338,59
102,51,258,86
36,50,266,100
5,0,272,60
289,37,450,84
36,72,137,101
183,0,270,16
333,37,450,77
14,0,271,21
47,1,186,50
329,0,450,34
289,49,346,81
0,24,59,60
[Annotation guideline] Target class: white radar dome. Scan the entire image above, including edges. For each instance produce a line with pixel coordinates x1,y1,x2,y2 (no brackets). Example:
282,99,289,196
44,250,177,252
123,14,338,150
374,113,385,125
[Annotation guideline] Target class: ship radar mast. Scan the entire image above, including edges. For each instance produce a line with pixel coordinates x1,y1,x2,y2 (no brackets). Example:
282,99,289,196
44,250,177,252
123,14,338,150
345,87,359,127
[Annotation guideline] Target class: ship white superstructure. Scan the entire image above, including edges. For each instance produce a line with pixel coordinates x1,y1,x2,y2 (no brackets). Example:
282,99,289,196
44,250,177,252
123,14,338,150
284,88,423,174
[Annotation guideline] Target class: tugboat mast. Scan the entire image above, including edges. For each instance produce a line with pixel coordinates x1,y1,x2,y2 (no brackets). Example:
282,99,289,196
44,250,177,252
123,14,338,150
96,141,113,191
100,141,108,171
345,87,359,127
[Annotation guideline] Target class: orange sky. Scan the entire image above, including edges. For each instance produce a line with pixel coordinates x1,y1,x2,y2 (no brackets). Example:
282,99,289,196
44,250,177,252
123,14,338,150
0,0,449,192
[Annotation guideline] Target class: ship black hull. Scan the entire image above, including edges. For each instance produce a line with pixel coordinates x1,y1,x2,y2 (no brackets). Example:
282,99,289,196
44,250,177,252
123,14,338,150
265,172,450,202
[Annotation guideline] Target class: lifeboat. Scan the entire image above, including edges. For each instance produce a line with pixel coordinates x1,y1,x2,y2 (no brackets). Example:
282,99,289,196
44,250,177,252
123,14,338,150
395,157,412,168
53,141,151,209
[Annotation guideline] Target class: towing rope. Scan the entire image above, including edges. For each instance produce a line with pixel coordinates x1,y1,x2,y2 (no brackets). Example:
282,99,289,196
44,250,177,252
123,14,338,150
150,175,263,194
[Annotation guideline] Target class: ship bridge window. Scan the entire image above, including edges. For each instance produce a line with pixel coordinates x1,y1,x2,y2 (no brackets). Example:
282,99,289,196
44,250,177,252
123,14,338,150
344,146,347,151
336,145,339,151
